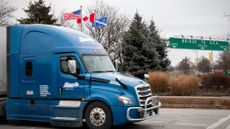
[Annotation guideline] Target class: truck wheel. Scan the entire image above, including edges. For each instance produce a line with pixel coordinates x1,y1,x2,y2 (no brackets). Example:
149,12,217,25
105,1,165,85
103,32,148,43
85,101,112,129
0,102,6,123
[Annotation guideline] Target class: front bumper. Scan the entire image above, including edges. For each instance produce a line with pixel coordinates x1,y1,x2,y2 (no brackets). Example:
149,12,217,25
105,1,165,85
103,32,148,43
127,96,161,121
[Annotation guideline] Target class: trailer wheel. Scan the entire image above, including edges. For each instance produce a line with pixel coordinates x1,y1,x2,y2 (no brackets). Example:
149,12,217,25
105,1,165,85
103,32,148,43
85,101,112,129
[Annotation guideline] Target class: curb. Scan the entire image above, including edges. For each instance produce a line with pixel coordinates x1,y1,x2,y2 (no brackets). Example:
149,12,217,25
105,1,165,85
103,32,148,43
159,96,230,109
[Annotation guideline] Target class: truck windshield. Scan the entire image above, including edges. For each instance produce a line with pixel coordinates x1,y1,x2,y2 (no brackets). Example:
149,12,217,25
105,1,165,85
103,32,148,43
82,55,116,73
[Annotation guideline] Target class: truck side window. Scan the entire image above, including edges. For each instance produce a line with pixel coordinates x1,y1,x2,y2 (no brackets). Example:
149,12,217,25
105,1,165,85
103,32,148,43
60,56,80,74
25,61,33,77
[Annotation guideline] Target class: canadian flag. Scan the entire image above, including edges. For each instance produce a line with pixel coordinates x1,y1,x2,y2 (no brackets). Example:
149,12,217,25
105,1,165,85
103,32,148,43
76,13,95,24
89,13,95,22
76,18,81,24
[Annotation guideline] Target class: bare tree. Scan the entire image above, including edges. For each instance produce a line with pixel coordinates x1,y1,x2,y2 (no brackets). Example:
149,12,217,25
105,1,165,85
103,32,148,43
0,0,16,25
84,1,129,63
217,51,230,72
225,12,230,39
198,57,211,73
224,12,230,22
177,57,192,74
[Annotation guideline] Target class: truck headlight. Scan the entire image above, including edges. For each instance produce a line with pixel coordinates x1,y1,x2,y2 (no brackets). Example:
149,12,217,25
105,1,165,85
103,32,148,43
118,96,133,105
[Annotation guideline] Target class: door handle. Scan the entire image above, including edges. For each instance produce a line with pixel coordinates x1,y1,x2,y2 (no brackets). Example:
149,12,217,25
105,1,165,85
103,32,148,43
58,87,63,94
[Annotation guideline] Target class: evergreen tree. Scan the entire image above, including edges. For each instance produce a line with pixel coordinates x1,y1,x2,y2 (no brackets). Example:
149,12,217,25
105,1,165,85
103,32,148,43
18,0,57,24
121,13,159,79
148,20,170,71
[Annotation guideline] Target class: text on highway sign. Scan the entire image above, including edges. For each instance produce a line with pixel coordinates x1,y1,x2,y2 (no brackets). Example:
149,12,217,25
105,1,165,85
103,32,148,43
169,37,229,51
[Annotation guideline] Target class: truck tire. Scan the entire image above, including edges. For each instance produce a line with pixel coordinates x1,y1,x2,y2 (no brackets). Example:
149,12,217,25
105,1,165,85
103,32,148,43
0,101,6,123
85,101,112,129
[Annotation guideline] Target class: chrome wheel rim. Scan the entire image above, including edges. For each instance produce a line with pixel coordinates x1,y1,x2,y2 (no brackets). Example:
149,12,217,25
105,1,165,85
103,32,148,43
89,107,106,126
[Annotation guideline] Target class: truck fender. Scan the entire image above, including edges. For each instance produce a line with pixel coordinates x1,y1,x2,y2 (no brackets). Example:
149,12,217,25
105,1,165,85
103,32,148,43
83,97,112,119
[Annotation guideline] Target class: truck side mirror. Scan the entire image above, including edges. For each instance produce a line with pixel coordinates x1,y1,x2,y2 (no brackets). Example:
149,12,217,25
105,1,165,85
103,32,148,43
68,60,77,74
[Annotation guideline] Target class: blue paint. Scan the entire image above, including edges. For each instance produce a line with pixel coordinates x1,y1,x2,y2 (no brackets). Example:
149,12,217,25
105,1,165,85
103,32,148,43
4,24,160,128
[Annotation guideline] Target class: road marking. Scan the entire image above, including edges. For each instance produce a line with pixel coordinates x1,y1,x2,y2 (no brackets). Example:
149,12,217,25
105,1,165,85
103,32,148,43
176,122,207,127
206,114,230,129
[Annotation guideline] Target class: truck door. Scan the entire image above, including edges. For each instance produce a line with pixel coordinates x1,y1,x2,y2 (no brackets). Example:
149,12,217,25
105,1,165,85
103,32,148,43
20,57,37,98
57,54,85,100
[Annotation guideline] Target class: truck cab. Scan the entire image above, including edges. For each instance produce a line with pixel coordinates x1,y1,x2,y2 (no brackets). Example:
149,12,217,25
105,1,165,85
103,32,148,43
1,24,160,129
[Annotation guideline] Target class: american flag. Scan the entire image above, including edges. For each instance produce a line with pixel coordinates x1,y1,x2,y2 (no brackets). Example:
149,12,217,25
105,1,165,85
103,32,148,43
64,9,81,21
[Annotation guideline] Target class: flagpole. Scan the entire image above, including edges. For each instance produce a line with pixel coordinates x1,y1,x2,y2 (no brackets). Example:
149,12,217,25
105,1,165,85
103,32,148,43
94,10,97,37
80,5,83,32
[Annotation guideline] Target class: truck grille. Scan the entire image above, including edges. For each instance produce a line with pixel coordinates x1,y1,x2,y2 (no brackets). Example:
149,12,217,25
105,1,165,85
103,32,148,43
135,84,153,108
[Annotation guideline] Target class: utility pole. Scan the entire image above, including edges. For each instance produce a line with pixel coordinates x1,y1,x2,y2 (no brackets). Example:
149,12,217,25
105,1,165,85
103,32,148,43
195,50,199,74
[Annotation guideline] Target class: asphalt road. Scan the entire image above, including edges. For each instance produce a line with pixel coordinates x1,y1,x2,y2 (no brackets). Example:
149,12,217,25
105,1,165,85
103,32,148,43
0,108,230,129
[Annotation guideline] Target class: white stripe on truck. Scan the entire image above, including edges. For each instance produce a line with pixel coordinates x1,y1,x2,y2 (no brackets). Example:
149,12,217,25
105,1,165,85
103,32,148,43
58,101,81,107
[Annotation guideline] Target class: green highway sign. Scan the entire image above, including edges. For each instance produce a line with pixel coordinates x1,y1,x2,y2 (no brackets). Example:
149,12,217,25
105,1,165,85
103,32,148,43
225,71,230,75
169,37,229,51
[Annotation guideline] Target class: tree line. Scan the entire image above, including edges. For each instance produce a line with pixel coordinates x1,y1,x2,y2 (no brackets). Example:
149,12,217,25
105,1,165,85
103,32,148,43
0,0,170,79
175,53,230,74
1,0,229,78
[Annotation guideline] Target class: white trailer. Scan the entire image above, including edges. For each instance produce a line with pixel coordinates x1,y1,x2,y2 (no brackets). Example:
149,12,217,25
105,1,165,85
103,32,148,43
0,26,7,96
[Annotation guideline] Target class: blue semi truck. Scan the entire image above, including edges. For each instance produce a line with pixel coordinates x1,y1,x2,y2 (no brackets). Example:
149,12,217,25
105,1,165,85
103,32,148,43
0,24,160,129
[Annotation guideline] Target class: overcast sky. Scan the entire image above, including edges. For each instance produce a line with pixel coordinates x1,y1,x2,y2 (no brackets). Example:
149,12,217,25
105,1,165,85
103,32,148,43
7,0,230,66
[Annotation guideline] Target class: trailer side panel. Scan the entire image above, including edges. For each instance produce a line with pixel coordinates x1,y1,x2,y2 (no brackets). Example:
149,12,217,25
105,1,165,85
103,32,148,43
0,27,7,96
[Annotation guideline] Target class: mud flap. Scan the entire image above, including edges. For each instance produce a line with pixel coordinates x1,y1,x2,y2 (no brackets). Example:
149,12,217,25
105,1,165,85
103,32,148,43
0,99,6,122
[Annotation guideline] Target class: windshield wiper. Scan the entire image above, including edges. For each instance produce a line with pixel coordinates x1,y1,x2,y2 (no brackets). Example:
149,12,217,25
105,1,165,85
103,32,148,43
91,71,105,73
104,70,116,72
91,70,115,73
